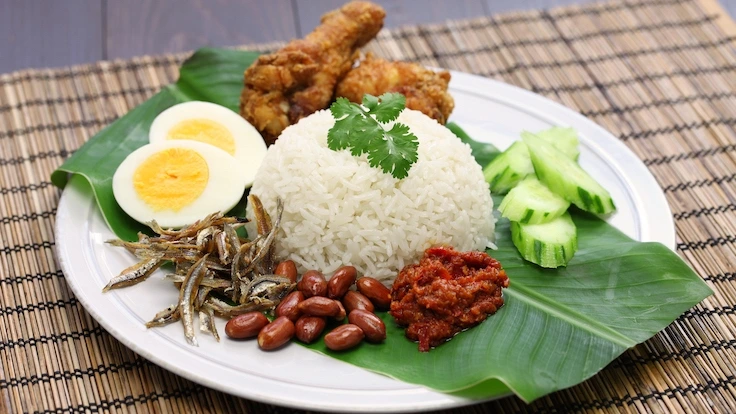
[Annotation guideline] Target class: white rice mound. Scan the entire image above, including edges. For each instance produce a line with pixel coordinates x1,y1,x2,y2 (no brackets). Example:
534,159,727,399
246,109,494,284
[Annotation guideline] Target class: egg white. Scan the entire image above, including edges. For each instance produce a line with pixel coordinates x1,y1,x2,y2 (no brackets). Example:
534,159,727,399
149,101,267,187
112,140,247,228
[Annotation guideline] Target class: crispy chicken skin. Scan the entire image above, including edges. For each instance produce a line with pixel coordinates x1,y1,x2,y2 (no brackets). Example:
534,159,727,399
336,53,454,124
240,2,386,144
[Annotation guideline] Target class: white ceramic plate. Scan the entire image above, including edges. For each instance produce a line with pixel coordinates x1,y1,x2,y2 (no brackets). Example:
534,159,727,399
55,71,674,413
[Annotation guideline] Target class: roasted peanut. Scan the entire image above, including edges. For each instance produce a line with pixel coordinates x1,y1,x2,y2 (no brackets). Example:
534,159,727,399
324,324,364,351
275,260,298,283
348,309,386,343
297,296,340,317
275,291,304,321
356,277,391,309
334,300,346,321
225,312,269,339
327,265,357,299
343,290,375,313
257,316,295,350
295,316,327,344
297,270,327,298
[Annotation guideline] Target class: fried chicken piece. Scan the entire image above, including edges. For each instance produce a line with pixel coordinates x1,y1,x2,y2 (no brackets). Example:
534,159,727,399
240,2,386,145
336,53,455,124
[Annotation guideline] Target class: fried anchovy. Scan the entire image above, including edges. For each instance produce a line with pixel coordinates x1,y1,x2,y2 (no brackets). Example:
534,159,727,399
195,226,217,252
145,304,180,328
175,260,192,276
257,198,283,275
107,202,277,345
250,195,272,236
131,248,200,262
223,223,241,259
240,217,280,278
146,220,183,237
148,213,241,241
147,213,221,239
199,310,210,333
102,257,163,292
229,239,257,303
179,253,210,346
199,305,220,341
245,195,277,274
240,275,294,304
164,274,232,289
107,240,201,261
245,198,283,277
204,296,276,318
195,286,213,310
204,259,230,272
215,230,230,264
229,247,243,303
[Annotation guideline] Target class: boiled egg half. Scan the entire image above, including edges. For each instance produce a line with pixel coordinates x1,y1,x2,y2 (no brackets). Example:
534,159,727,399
149,101,267,187
112,140,247,228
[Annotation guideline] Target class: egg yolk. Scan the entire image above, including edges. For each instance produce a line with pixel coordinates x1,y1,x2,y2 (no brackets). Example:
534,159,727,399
133,148,208,211
167,119,236,156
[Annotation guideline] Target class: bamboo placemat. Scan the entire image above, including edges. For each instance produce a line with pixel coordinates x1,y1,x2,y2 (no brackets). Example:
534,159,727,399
2,0,736,412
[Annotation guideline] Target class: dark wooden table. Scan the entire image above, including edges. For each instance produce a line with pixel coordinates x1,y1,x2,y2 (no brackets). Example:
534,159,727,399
3,0,734,74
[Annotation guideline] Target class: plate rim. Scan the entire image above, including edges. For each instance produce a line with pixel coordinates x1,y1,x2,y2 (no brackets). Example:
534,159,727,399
448,71,674,249
54,70,675,412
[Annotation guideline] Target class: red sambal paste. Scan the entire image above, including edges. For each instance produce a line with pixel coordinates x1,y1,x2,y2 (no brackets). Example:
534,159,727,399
389,246,509,352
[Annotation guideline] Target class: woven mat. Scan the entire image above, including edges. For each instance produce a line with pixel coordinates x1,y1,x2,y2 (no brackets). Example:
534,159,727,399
2,0,736,412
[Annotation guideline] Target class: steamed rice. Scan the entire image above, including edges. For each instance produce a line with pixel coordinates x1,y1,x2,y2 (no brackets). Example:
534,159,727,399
245,109,494,283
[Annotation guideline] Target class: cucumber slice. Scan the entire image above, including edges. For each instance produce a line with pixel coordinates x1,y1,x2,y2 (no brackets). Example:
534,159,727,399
484,128,580,194
530,127,580,161
511,212,578,268
498,177,570,224
483,141,533,194
522,133,616,214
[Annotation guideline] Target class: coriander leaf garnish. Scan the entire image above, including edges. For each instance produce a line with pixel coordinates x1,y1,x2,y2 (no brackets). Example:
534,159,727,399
364,93,405,123
328,97,364,150
367,123,418,179
327,93,419,179
361,94,380,112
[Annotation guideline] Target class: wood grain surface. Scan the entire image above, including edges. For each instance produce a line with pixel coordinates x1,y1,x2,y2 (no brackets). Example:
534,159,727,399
3,0,736,73
1,0,103,72
2,0,736,413
106,0,297,59
295,0,486,35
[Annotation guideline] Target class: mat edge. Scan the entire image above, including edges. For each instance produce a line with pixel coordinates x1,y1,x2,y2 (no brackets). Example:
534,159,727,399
698,0,736,36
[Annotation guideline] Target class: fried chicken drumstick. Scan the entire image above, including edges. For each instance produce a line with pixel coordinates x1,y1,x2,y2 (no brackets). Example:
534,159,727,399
240,2,385,144
336,53,455,124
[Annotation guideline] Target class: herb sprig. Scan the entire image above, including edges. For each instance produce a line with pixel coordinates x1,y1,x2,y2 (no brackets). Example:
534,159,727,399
327,93,418,179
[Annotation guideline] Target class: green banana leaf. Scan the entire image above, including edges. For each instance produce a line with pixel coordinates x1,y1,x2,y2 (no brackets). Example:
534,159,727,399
50,47,711,403
306,206,711,401
447,122,501,167
50,48,260,241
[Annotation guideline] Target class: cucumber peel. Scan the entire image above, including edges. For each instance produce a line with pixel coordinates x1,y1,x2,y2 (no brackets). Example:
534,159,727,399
485,128,581,194
529,127,580,161
522,133,616,215
499,177,570,224
510,212,578,268
483,141,533,194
